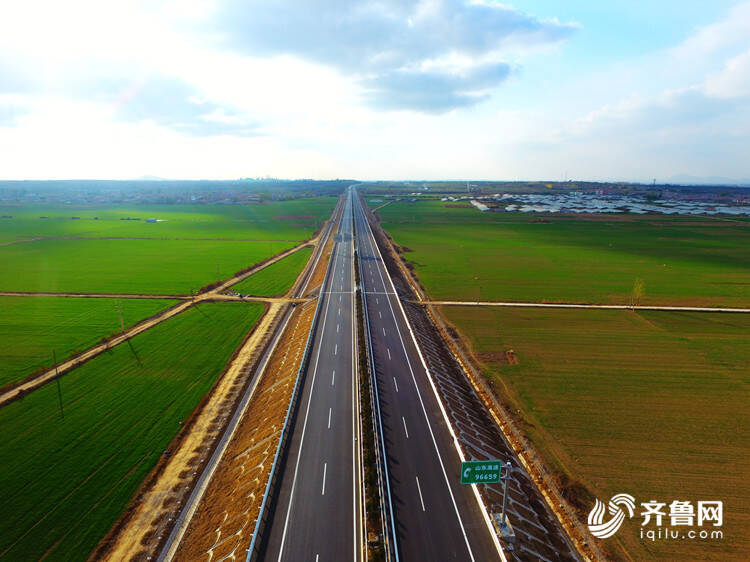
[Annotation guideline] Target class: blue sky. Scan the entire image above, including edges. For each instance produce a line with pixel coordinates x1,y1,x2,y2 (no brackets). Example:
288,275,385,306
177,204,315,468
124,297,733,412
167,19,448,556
0,1,748,181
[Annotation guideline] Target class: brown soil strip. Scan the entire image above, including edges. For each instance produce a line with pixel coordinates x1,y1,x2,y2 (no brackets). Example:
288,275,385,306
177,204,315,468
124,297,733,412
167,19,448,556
173,298,317,562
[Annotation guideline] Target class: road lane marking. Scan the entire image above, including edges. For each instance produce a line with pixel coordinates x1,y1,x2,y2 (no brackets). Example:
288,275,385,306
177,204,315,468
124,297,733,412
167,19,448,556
337,323,340,333
382,327,386,336
378,311,382,319
393,377,398,392
416,476,426,511
338,307,341,315
328,408,332,429
358,195,477,560
334,343,338,355
332,370,335,385
277,232,339,562
322,463,327,495
402,417,409,438
387,348,391,360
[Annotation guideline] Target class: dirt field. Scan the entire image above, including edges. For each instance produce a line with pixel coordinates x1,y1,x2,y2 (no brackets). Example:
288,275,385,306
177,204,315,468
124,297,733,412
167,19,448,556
174,298,317,561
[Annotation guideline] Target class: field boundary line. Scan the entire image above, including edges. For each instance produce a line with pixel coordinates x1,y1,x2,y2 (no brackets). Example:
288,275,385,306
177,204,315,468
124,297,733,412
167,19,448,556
417,300,750,313
0,235,323,408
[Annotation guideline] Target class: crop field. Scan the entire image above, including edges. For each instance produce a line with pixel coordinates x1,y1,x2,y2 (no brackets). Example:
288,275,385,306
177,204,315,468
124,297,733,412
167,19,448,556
0,198,336,240
442,305,749,560
0,296,177,389
230,246,312,296
0,301,263,562
0,198,336,294
376,200,750,307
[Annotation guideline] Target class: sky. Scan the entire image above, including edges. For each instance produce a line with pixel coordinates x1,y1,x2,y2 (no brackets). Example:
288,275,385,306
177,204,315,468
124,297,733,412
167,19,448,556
0,0,749,182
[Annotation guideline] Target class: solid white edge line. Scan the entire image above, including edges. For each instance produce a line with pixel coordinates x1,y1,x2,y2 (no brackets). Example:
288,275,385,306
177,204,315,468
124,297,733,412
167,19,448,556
357,191,507,562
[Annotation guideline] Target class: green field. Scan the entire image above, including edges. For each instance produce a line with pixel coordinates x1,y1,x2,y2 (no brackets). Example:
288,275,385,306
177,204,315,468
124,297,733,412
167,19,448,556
0,301,263,561
0,199,336,240
230,247,312,296
443,305,750,560
0,198,336,294
376,200,750,307
0,296,177,389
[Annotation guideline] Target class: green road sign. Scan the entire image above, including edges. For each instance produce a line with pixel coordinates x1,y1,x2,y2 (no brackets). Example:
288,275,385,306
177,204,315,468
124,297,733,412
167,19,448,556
460,460,504,484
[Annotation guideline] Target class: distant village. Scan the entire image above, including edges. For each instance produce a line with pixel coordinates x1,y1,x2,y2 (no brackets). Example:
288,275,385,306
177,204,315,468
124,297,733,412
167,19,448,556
387,183,750,217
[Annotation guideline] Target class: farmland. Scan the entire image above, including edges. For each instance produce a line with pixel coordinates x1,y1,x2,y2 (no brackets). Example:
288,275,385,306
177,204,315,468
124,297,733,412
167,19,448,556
0,198,336,294
230,246,312,296
442,305,750,560
0,199,336,240
376,200,750,307
0,296,177,388
0,301,264,562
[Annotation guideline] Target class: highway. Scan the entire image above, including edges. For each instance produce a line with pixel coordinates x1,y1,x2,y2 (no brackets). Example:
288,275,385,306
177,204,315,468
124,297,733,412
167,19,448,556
353,191,502,561
259,190,364,561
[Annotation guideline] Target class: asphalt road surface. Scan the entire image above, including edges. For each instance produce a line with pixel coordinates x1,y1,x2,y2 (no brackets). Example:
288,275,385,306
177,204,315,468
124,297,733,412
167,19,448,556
353,190,502,562
259,190,364,562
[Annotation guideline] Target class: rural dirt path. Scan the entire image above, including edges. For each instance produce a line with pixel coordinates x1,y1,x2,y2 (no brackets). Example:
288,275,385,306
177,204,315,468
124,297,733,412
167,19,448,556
0,291,310,304
0,237,319,408
418,300,750,313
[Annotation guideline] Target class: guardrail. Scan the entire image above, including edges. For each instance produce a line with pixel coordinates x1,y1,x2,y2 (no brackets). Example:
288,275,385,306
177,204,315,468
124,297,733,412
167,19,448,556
246,196,342,562
354,195,398,562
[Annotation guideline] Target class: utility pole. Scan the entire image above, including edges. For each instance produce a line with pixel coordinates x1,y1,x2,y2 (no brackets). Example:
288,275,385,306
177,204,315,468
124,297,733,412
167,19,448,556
53,350,64,420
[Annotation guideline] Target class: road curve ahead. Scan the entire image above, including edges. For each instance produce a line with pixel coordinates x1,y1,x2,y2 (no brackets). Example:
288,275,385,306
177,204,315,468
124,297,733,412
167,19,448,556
258,190,364,562
354,190,502,562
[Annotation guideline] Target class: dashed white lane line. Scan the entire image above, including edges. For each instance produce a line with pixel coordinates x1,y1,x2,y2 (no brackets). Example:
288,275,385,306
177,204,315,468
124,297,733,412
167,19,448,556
382,327,386,336
334,343,338,355
387,348,391,360
338,307,341,315
322,463,327,495
402,416,409,438
378,311,382,319
393,377,399,393
328,408,332,429
332,370,335,385
415,476,426,511
376,298,379,304
337,323,340,333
